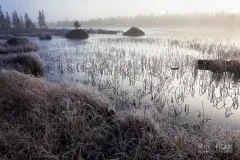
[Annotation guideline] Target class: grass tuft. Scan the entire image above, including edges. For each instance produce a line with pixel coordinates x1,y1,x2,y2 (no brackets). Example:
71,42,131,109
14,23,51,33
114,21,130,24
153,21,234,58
0,52,44,77
0,38,38,54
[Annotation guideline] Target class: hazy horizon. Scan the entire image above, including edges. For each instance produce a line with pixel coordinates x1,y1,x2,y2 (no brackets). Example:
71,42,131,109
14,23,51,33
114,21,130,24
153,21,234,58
0,0,240,21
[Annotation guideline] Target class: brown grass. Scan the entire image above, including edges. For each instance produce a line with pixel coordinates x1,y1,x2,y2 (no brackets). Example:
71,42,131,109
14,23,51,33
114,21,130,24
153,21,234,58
0,70,238,159
0,52,44,77
0,70,175,160
0,38,38,54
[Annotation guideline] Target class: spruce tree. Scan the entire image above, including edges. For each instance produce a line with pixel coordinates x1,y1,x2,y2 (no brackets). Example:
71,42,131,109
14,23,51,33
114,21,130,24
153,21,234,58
41,10,47,28
38,10,42,28
5,12,11,31
25,13,35,30
12,10,21,29
25,13,30,29
0,6,5,30
74,21,81,29
38,10,47,28
20,15,24,29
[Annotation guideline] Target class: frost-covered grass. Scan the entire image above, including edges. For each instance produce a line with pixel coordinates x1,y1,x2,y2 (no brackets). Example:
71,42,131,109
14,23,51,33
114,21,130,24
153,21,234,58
0,52,44,77
100,37,240,59
0,36,240,159
0,70,238,159
0,38,38,54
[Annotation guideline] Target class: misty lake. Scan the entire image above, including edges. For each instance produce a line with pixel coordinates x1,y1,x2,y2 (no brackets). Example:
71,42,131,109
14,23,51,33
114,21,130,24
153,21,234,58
26,28,240,130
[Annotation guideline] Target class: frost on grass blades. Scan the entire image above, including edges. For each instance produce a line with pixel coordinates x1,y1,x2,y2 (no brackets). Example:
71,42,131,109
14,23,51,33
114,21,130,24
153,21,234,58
3,1,240,159
18,35,238,158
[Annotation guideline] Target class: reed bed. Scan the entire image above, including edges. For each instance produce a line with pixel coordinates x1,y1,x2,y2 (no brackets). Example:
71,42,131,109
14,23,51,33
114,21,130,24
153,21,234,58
36,36,240,124
100,37,240,59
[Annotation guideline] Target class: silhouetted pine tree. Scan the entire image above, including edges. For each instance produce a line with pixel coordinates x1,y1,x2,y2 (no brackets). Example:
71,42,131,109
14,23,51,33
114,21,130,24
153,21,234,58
74,20,81,29
41,10,47,28
25,13,35,30
12,10,21,29
5,12,11,31
38,10,47,28
20,15,24,29
0,6,6,30
38,10,42,28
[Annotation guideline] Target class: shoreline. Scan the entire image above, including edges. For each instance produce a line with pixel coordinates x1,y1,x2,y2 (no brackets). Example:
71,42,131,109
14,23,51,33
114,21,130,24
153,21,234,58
0,28,124,39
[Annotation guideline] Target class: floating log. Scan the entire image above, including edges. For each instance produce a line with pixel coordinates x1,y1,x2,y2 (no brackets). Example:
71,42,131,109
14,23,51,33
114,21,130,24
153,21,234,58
196,60,240,74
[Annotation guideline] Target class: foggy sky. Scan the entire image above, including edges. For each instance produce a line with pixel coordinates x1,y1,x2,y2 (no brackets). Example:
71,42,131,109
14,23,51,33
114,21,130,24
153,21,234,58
0,0,239,21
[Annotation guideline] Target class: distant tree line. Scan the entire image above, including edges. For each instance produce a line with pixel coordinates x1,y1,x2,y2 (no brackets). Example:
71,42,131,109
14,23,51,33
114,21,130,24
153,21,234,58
47,20,75,28
0,6,47,32
47,12,240,29
2,6,240,29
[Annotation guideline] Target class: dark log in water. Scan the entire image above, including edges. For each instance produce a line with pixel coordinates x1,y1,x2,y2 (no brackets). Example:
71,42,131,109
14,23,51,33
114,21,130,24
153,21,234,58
171,67,179,70
196,60,240,74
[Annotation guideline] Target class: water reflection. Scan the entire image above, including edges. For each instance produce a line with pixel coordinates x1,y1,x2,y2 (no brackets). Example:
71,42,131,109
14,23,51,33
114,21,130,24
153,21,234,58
30,35,240,129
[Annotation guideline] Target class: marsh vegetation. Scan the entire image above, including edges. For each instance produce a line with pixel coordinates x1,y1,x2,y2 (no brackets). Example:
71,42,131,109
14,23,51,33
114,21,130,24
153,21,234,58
32,34,240,127
2,1,240,158
1,28,240,159
23,32,240,158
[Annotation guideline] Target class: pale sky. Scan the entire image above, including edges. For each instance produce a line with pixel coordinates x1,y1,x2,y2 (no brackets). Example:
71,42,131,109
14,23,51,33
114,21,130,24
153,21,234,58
0,0,239,21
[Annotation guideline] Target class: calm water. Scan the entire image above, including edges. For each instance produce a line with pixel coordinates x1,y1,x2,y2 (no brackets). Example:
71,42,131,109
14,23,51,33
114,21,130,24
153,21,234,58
26,28,240,129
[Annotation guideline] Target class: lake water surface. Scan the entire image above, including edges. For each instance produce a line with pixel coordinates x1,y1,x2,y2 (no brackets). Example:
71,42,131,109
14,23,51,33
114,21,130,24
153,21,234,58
26,28,240,130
